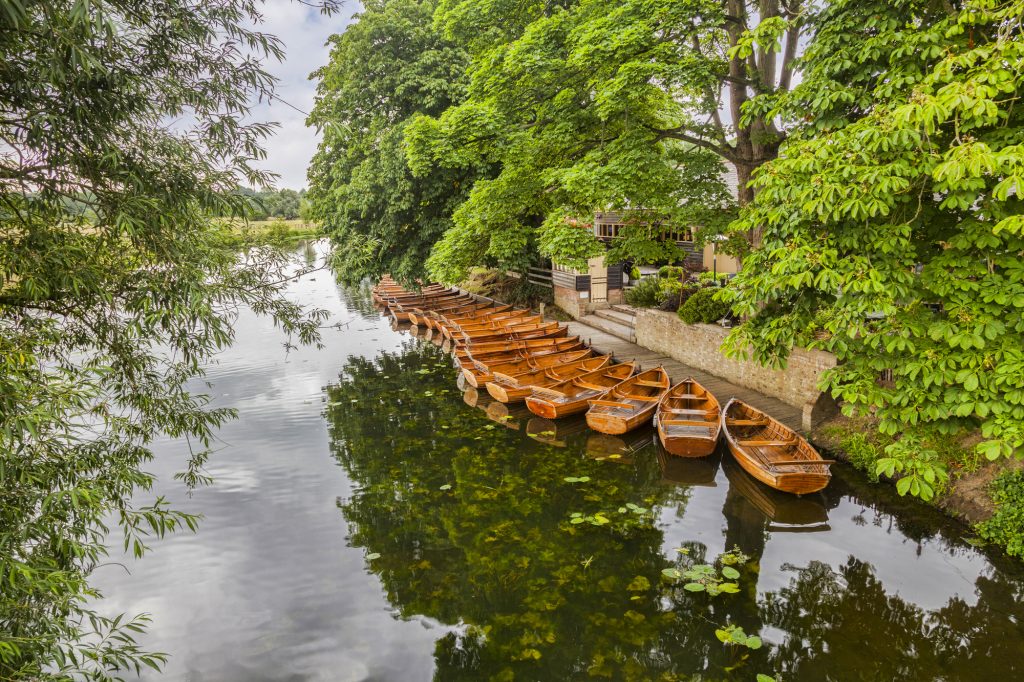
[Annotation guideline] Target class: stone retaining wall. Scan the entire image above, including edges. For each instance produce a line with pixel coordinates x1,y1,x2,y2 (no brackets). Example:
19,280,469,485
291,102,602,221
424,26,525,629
634,309,839,428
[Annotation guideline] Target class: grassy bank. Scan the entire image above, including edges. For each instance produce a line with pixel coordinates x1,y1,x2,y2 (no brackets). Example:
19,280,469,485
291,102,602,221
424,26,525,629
812,415,1024,559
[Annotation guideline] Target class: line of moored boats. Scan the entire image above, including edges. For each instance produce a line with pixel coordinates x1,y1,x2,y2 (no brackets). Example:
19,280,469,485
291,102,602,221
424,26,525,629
372,278,833,495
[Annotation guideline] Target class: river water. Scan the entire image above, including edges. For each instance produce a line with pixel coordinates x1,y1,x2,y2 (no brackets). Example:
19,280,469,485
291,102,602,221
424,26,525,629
95,243,1024,681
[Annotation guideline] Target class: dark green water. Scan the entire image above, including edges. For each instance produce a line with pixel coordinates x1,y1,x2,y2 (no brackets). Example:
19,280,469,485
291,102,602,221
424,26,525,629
96,245,1024,681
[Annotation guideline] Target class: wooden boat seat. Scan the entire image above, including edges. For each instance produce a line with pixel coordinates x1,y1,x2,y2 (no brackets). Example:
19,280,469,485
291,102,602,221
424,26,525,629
662,419,715,427
769,458,836,467
740,438,797,447
573,380,608,390
634,379,667,388
665,408,717,415
590,400,635,409
531,386,569,398
726,418,770,426
619,392,659,400
669,393,701,400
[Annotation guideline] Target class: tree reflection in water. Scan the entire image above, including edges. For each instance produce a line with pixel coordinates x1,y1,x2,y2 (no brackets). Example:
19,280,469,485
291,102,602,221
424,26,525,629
325,339,1024,681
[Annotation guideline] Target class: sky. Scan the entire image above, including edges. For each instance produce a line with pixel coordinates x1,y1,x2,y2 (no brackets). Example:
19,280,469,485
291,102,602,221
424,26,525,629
248,1,361,190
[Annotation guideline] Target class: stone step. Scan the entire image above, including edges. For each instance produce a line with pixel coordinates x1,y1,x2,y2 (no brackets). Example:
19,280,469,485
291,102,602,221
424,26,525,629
593,308,637,327
609,304,638,317
577,313,636,343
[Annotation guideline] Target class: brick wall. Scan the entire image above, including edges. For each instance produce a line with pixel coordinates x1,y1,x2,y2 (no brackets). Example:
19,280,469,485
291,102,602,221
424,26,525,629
554,284,584,318
634,309,838,426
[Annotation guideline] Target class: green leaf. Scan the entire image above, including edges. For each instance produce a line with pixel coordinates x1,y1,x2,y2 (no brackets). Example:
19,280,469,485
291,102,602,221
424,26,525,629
683,583,706,592
366,552,381,560
721,566,740,579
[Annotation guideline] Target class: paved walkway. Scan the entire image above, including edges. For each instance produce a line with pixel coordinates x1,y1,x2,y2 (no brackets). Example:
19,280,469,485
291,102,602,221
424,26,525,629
566,319,804,431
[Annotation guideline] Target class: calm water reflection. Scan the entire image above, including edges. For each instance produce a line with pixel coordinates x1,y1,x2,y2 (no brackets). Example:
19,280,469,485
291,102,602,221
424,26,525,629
97,245,1024,681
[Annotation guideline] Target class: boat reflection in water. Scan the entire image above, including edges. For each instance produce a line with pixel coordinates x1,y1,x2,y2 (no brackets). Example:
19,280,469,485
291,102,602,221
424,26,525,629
722,455,831,532
525,416,590,447
585,424,656,463
655,439,720,487
484,400,533,430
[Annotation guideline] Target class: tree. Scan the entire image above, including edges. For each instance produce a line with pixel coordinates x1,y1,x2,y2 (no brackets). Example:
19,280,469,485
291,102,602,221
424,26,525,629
306,0,480,285
404,0,811,281
722,0,1024,485
0,0,333,676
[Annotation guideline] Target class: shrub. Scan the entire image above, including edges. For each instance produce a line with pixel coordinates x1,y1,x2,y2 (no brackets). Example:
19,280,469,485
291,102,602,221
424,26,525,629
976,470,1024,559
840,432,882,481
678,287,732,324
697,271,731,286
658,265,684,280
625,276,663,307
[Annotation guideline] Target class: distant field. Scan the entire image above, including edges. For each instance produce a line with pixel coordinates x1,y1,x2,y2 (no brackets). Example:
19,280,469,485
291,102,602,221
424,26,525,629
223,218,325,242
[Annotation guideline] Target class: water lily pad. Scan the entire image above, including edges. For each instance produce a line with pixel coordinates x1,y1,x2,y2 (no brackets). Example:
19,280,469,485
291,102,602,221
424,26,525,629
661,568,682,580
683,582,705,592
721,566,740,579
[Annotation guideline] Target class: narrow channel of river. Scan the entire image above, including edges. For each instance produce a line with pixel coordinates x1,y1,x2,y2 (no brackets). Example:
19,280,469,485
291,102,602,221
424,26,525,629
95,242,1024,681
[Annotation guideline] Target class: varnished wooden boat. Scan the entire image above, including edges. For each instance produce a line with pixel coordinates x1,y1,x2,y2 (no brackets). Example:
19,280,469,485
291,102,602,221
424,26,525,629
454,321,566,347
721,399,833,495
525,362,636,419
486,355,611,403
455,339,585,372
585,367,670,435
454,335,580,361
427,303,513,330
440,309,533,339
456,313,543,335
461,348,592,388
417,301,499,328
388,293,465,321
655,378,721,457
373,284,449,305
406,298,484,326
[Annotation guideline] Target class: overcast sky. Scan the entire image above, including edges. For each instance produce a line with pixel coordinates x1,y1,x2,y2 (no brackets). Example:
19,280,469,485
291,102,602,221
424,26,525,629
249,1,360,190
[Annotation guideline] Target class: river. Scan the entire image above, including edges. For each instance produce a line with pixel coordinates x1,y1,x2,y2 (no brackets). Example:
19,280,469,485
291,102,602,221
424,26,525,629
94,242,1024,681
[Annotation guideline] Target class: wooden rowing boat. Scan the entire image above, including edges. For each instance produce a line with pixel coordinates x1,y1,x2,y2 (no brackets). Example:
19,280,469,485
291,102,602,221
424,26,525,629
486,355,612,403
454,335,579,360
585,367,670,435
406,298,483,326
455,339,585,372
655,378,721,457
388,292,465,318
721,399,832,495
455,321,565,347
427,303,513,330
440,309,533,339
456,313,543,335
525,361,636,419
461,348,592,388
373,284,449,305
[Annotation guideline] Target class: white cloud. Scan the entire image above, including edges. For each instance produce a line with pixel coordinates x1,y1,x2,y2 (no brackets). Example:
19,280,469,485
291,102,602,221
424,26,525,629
247,1,361,189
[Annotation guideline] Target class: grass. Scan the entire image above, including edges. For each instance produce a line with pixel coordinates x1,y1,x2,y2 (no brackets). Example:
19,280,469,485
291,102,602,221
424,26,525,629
219,218,323,245
817,415,982,488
